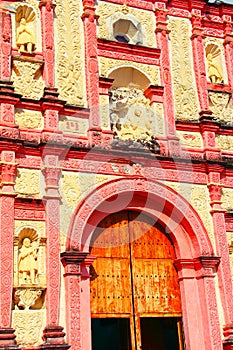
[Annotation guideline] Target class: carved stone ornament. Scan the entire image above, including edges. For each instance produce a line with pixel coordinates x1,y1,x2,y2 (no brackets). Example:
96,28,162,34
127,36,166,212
14,288,42,310
56,0,84,105
109,86,156,142
168,17,199,121
15,109,43,129
12,59,44,99
209,91,233,124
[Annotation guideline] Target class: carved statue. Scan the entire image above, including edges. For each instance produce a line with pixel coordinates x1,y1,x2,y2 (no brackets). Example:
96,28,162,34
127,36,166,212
206,53,223,84
18,238,39,284
16,18,36,54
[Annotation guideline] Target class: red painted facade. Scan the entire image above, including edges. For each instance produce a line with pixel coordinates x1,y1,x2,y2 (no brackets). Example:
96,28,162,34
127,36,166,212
0,0,233,349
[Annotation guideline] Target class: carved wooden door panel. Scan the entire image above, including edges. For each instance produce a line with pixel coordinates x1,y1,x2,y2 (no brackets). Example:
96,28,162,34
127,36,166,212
90,211,182,350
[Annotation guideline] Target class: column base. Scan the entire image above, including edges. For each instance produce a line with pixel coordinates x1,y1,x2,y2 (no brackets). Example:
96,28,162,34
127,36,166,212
40,326,70,349
0,328,20,349
223,324,233,349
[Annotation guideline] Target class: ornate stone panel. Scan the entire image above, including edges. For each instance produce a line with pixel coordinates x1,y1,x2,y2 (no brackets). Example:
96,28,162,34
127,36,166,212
216,135,233,151
15,109,43,129
12,310,45,347
168,17,199,121
96,2,156,47
165,182,214,243
177,131,203,148
55,0,85,106
99,57,159,85
209,91,233,124
59,116,88,135
11,59,44,99
15,169,42,198
60,172,113,235
222,188,233,211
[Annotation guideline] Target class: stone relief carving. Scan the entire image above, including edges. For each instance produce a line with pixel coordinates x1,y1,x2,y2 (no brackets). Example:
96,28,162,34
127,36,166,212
168,17,199,120
14,288,42,309
97,2,156,47
109,86,156,141
15,109,43,129
177,131,203,148
11,60,44,99
15,5,36,54
209,91,233,124
55,0,84,105
15,169,41,198
99,57,159,85
216,135,233,151
12,310,45,347
222,188,233,211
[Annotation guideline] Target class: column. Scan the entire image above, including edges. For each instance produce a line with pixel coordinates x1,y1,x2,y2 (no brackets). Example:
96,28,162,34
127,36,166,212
207,166,233,348
195,257,222,350
99,77,114,143
39,0,55,88
154,2,180,157
80,256,96,350
40,154,69,349
175,257,222,350
0,150,19,349
61,251,88,350
190,9,209,112
223,15,233,91
82,0,101,144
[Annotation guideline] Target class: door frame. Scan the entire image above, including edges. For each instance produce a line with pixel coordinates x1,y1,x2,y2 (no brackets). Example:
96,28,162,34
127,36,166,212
63,178,222,350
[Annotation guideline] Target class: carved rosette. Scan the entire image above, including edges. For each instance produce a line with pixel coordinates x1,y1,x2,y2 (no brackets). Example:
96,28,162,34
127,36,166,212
14,288,43,310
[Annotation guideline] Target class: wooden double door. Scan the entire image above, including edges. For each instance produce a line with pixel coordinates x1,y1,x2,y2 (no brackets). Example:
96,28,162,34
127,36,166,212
90,211,184,350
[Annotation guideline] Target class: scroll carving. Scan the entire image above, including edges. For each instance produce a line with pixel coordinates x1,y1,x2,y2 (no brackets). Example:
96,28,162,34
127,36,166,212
56,0,84,105
209,91,233,123
11,60,44,99
15,109,43,129
168,17,199,120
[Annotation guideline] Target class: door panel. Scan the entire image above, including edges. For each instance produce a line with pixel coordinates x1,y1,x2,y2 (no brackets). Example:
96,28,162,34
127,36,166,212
90,210,183,349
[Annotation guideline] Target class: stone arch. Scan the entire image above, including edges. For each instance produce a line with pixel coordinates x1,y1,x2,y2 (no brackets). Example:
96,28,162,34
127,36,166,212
66,177,214,259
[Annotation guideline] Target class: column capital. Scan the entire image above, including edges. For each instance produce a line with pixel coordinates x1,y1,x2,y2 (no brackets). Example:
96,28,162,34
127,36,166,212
61,251,89,276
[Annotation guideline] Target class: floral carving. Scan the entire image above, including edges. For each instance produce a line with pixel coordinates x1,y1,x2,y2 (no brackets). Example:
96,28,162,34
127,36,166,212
15,169,41,198
209,91,233,123
11,60,44,99
15,109,43,129
168,17,199,120
12,310,44,347
14,288,42,309
56,0,84,105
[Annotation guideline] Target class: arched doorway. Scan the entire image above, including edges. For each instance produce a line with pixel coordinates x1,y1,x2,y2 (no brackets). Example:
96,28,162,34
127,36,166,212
90,210,184,350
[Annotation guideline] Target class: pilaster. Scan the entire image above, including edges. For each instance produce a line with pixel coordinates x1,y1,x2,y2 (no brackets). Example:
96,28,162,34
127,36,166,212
207,165,233,346
199,113,221,161
175,257,222,350
154,3,180,157
223,15,233,94
39,0,56,87
61,251,88,350
190,9,209,112
0,151,19,349
40,154,69,349
82,0,101,142
80,256,96,350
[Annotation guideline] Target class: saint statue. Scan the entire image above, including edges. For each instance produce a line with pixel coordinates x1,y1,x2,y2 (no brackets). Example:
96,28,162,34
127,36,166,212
18,237,39,284
206,53,223,84
16,18,36,54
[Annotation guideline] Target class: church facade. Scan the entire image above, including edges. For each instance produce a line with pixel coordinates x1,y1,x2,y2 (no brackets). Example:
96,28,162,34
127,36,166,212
0,0,233,349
